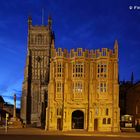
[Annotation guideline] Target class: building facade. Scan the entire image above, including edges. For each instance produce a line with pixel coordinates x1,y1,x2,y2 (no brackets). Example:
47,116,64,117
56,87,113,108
0,96,14,123
119,80,134,116
126,82,140,125
46,41,120,132
0,96,4,109
20,16,55,126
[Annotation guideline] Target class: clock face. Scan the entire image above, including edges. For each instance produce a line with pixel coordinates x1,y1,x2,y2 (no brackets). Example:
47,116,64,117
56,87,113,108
36,56,42,62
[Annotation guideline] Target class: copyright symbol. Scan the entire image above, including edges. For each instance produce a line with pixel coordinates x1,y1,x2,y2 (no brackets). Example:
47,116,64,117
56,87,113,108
129,6,133,10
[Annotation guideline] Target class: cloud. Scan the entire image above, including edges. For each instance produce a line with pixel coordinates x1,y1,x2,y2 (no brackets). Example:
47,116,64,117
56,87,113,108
0,78,23,107
3,94,21,102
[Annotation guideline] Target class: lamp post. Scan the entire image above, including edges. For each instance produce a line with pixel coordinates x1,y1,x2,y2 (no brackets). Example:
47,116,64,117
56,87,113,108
13,94,16,119
5,113,9,133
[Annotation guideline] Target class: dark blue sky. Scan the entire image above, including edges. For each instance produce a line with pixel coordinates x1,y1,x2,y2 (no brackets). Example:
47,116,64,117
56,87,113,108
0,0,140,107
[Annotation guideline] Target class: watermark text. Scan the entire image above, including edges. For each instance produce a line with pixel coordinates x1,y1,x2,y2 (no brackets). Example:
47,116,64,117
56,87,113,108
129,5,140,10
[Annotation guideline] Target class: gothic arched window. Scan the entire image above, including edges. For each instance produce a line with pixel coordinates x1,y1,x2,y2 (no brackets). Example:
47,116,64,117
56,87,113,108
107,118,111,124
106,108,109,116
103,118,106,124
37,34,43,44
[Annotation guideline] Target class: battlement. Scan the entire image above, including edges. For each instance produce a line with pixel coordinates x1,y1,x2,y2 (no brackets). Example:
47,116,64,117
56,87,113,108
29,25,49,31
51,45,118,59
28,16,52,31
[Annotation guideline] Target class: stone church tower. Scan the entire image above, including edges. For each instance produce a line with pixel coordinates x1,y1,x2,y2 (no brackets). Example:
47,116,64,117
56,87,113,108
21,16,55,126
46,41,120,132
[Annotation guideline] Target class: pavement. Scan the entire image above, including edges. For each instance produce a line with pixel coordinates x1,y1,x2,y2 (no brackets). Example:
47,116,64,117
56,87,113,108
0,127,140,138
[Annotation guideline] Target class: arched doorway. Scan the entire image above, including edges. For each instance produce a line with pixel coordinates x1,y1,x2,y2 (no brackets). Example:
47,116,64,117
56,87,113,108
94,119,98,131
72,110,84,129
57,118,62,130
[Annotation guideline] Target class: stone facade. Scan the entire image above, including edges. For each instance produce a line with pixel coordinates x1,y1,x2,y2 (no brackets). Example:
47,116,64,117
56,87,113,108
21,16,120,131
20,16,55,126
0,96,4,109
46,41,120,132
126,82,140,125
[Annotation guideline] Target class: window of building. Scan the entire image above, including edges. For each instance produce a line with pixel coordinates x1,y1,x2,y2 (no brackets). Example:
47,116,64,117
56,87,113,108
72,62,84,77
37,34,44,45
97,62,107,78
107,118,111,124
56,82,64,93
57,62,64,77
73,81,83,93
106,108,109,116
103,118,106,124
100,83,103,92
98,82,107,93
104,83,107,92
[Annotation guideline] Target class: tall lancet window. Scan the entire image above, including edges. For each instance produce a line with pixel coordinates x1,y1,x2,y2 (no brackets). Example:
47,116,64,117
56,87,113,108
57,62,64,77
72,62,84,77
97,62,107,78
37,34,44,45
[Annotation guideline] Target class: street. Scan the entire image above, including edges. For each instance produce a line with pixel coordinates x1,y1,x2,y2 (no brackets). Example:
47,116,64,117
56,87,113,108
0,135,140,140
0,128,140,140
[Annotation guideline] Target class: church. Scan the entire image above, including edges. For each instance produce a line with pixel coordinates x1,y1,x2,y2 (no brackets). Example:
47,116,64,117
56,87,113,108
21,16,120,132
20,16,54,126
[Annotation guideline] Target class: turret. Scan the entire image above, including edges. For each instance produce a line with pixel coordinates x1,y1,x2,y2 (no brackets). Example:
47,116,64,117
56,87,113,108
114,40,118,58
51,32,55,48
28,16,32,29
131,72,134,84
48,15,52,30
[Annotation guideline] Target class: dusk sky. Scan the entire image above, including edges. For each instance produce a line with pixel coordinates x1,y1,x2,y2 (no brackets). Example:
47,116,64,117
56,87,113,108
0,0,140,108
